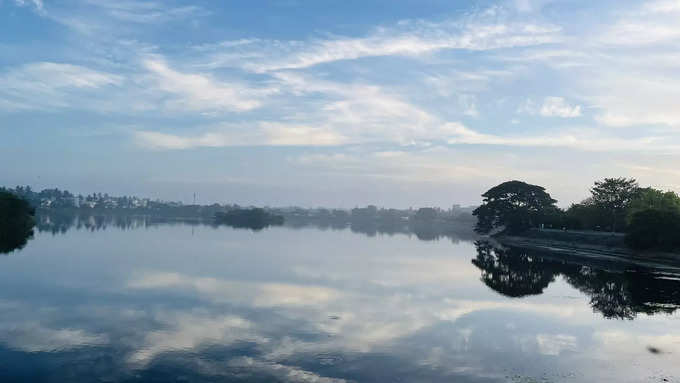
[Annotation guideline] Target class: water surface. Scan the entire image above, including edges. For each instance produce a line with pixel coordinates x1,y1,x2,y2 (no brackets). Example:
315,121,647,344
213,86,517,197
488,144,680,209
1,217,679,382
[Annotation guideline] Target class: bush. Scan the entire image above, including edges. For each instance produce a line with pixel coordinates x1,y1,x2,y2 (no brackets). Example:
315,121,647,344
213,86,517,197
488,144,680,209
625,209,680,251
214,208,284,230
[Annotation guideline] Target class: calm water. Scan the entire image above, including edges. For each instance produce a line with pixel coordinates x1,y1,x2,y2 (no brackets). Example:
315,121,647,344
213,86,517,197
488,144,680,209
1,217,680,382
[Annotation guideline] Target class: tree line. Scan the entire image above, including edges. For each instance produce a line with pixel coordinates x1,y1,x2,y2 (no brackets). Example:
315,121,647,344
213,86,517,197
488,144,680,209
473,178,680,252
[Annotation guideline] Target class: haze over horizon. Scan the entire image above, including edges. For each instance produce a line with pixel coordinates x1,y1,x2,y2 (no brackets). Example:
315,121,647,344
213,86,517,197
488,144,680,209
2,0,680,208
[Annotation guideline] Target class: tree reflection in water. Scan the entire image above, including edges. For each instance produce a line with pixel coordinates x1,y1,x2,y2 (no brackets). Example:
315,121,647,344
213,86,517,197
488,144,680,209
473,240,680,319
472,241,556,298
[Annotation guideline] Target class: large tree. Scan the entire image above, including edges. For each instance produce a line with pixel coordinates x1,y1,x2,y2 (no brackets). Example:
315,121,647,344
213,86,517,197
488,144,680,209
589,177,638,232
473,180,558,234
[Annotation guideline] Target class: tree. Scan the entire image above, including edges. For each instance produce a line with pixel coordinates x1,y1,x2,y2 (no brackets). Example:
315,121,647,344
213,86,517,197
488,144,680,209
627,187,680,223
625,209,680,251
214,208,284,231
473,180,558,234
565,197,608,231
0,191,36,254
590,177,638,232
413,207,437,221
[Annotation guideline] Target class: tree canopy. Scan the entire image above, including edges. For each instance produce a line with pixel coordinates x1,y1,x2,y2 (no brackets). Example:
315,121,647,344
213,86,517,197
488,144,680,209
627,188,680,222
473,180,557,234
589,177,639,232
625,209,680,251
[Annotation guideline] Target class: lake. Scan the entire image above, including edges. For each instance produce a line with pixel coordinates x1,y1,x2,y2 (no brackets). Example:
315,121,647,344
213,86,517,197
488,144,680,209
1,216,679,382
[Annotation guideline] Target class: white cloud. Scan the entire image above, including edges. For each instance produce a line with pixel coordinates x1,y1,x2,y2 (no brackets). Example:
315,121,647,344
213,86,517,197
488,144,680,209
0,62,122,111
134,124,346,149
513,0,558,13
134,131,227,150
600,22,680,46
645,0,680,13
459,94,479,117
41,0,207,35
128,272,342,307
136,117,680,154
13,0,43,12
142,58,271,113
198,18,562,72
128,313,256,364
1,62,122,89
589,73,680,128
518,97,581,118
446,124,679,152
539,96,581,118
599,1,680,46
0,322,107,352
227,357,348,383
80,0,205,24
134,71,443,149
291,146,550,185
536,334,578,356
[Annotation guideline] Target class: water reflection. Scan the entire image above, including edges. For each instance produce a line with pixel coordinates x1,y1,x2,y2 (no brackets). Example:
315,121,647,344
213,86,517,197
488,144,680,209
0,220,34,255
263,215,476,243
35,210,478,243
0,226,33,255
473,241,680,319
0,216,679,381
34,211,208,234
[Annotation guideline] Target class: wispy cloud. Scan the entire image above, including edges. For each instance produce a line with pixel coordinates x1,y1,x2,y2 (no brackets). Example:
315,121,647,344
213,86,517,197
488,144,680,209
518,97,581,118
134,124,346,149
0,62,122,111
446,125,678,152
79,0,206,23
539,97,581,118
36,0,207,35
142,58,274,113
13,0,43,13
197,16,562,72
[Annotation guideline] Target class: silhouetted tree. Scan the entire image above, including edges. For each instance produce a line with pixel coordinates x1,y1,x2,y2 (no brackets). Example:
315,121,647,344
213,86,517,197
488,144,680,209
473,180,558,234
0,191,36,253
214,208,284,231
590,178,638,232
564,197,607,230
625,208,680,251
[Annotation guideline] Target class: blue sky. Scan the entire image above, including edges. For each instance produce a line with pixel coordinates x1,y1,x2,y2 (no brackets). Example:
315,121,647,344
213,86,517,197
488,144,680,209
2,0,680,207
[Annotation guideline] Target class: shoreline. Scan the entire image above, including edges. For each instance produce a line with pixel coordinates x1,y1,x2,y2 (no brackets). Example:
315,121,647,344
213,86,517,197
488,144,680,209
494,232,680,271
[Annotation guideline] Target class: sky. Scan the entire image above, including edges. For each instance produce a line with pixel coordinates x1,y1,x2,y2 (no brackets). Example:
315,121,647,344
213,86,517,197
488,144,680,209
1,0,680,208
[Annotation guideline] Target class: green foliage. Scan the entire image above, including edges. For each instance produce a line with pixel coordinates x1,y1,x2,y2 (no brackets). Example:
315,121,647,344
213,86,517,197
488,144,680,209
589,177,639,232
0,191,36,253
473,180,558,234
565,198,608,231
625,209,680,251
627,188,680,223
561,180,680,251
